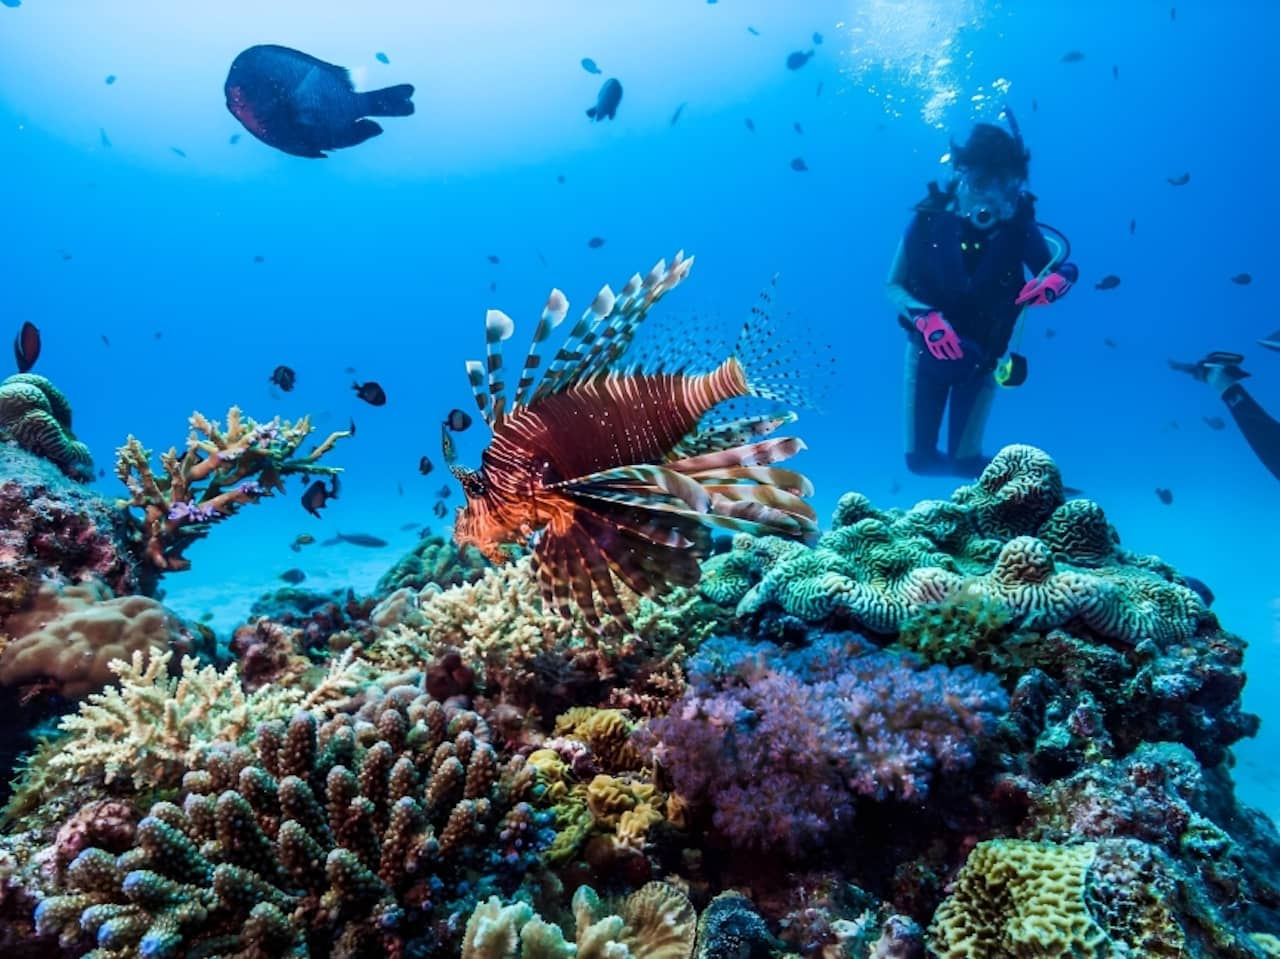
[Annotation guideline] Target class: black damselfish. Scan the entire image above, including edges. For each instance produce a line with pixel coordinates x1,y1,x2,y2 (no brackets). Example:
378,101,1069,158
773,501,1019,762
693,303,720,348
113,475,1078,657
225,45,414,158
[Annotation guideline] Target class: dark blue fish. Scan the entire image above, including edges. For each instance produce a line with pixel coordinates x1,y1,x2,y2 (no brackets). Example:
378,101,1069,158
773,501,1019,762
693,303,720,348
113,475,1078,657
1061,50,1085,63
670,102,686,126
229,133,241,144
1230,272,1251,285
170,146,187,158
793,121,804,134
225,45,415,158
445,408,472,431
99,128,112,148
105,74,117,85
747,26,760,36
375,52,390,64
745,117,756,133
581,57,601,74
586,78,622,121
0,1,21,8
1155,487,1173,505
587,236,606,248
790,157,808,172
812,32,823,44
353,381,387,406
786,50,814,70
326,531,388,548
1167,172,1190,186
280,568,306,584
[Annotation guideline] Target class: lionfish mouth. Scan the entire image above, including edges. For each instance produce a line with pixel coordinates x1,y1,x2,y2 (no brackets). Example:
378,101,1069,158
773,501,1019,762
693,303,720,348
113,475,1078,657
449,250,817,630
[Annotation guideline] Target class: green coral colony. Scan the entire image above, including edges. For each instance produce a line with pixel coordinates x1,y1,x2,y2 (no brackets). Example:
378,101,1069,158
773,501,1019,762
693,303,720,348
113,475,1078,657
0,273,1277,959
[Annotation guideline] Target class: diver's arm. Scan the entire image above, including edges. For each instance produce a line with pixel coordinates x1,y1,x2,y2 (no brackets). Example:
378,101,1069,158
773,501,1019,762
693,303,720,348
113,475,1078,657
886,238,932,319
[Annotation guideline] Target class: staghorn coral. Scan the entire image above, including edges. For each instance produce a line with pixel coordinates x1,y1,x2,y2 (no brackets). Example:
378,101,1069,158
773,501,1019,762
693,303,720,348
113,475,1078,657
114,405,350,574
0,373,93,482
36,686,550,958
639,632,1008,855
462,881,696,959
0,578,202,701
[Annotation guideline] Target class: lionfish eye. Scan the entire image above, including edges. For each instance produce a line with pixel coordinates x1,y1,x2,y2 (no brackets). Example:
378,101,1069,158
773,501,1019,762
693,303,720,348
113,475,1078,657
461,472,487,498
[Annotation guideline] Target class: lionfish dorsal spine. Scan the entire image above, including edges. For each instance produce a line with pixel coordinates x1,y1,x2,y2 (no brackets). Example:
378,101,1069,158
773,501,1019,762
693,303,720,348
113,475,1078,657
464,360,489,421
484,309,516,424
533,284,616,401
513,288,569,410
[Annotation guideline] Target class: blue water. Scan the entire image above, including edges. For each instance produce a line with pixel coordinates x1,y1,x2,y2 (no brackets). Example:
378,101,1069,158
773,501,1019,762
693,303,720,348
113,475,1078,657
2,2,1277,813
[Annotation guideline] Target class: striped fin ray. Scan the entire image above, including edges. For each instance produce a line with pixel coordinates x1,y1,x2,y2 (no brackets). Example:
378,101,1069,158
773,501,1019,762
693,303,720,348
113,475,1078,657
667,411,797,460
581,253,696,377
666,436,807,473
533,285,617,402
484,310,516,425
513,288,569,410
464,360,489,422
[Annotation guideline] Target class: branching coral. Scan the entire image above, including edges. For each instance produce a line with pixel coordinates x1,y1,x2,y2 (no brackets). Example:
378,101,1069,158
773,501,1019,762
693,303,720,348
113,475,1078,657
114,406,350,573
36,687,550,958
0,374,93,482
638,633,1008,855
3,650,369,830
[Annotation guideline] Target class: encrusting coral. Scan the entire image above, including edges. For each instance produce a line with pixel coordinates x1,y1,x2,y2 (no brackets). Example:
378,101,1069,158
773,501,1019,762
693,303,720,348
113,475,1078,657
114,406,350,574
36,685,550,958
0,374,93,483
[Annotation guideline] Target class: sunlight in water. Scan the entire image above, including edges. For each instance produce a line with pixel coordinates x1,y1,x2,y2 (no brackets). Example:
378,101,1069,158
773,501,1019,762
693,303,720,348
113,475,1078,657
838,0,999,127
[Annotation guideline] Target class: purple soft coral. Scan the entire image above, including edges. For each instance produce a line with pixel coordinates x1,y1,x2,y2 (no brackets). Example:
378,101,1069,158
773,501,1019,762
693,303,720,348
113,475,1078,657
640,632,1008,855
166,500,220,524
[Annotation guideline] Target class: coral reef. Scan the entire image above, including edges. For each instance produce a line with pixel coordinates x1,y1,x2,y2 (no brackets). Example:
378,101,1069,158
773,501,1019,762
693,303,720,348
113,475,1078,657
114,406,350,574
376,533,490,595
0,374,93,482
462,881,697,959
0,579,203,701
639,632,1008,855
0,445,140,621
36,686,549,958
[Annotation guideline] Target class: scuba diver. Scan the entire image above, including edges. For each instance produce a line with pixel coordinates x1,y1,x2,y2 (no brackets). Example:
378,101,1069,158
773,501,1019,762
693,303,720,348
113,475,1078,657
1170,350,1280,482
886,109,1078,477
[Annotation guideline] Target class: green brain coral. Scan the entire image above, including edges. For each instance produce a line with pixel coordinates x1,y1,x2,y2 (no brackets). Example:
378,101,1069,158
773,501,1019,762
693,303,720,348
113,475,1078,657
0,373,93,481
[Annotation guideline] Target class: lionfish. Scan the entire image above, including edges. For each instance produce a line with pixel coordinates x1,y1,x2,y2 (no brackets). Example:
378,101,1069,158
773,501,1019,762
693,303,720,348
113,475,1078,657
445,250,817,628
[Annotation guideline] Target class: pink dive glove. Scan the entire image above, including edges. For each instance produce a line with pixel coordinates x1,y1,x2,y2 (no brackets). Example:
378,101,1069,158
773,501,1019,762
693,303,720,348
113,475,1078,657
915,311,964,360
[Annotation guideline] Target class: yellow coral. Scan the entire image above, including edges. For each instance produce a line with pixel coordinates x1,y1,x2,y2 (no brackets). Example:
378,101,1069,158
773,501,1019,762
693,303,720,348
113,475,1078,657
928,839,1107,958
554,708,644,771
585,774,656,827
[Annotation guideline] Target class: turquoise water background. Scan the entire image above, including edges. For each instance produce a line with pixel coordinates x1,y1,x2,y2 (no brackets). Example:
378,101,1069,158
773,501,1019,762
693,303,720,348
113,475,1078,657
1,1,1277,815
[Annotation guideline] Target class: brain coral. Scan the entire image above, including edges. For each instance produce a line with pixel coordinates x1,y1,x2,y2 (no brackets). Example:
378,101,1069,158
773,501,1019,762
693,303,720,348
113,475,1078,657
0,374,93,482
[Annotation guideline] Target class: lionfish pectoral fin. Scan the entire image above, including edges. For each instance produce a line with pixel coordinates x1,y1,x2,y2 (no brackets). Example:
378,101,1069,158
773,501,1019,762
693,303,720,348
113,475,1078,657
555,463,711,514
667,436,807,472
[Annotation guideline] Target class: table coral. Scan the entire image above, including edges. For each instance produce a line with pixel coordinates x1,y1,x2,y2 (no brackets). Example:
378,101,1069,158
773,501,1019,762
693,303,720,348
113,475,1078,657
0,374,93,482
114,405,350,574
36,687,549,958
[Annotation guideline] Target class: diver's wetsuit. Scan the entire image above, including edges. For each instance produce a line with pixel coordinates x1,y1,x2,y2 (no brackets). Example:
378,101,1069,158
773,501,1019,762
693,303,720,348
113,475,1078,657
888,191,1054,476
1221,382,1280,482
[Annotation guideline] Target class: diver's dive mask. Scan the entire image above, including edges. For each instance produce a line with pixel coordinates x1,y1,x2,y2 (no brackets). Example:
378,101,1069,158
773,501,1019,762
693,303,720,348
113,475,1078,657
956,169,1022,230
